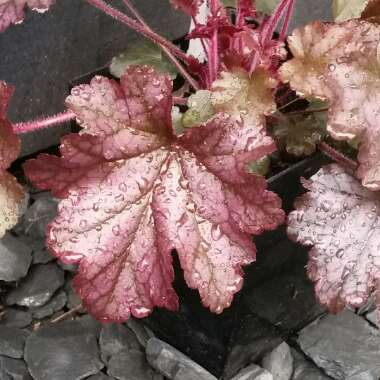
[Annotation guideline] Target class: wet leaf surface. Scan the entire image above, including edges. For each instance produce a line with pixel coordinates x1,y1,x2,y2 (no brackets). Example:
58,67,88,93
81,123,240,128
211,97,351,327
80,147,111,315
288,164,380,321
0,81,25,237
280,20,380,190
24,66,284,322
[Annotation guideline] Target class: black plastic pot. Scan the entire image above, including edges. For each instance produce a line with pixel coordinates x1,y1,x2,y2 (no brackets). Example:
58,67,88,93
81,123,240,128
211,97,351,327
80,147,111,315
63,67,332,377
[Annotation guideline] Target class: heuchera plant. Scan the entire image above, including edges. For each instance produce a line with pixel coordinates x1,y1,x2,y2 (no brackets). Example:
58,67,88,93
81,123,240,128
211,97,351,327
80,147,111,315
1,0,380,323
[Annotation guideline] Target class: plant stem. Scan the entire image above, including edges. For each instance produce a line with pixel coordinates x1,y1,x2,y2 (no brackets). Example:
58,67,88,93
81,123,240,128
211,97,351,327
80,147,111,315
85,0,196,68
318,142,358,172
279,0,295,41
261,0,291,45
13,98,187,136
50,304,83,323
13,111,75,134
121,0,200,90
236,0,244,27
208,0,220,84
191,15,208,57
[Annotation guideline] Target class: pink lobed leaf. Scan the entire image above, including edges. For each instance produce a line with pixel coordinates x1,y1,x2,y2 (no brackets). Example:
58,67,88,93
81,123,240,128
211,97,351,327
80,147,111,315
24,65,284,322
0,81,24,237
279,20,380,190
0,0,54,32
288,164,380,318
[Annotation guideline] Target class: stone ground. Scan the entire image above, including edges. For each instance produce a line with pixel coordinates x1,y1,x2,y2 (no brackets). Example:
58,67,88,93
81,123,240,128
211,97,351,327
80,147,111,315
2,155,380,380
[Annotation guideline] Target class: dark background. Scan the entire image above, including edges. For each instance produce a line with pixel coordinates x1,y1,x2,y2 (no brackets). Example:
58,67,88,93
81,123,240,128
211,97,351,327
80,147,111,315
0,0,332,155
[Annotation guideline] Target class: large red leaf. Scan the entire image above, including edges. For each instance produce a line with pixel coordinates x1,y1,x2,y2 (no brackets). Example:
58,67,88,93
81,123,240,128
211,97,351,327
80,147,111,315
0,81,24,237
288,164,380,322
0,0,54,32
24,66,285,322
279,20,380,190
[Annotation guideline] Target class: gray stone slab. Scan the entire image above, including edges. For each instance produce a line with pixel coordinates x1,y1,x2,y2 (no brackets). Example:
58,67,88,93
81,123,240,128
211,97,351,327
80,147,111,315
243,272,324,333
298,310,380,380
25,320,103,380
365,310,378,327
87,373,115,380
76,315,102,338
146,338,217,380
21,197,57,239
125,318,154,348
107,349,156,380
86,373,115,380
99,323,141,363
230,364,273,380
0,327,28,359
291,349,331,380
32,244,55,264
30,289,67,319
64,281,85,312
0,355,32,380
223,313,282,379
0,309,32,329
262,342,293,380
6,263,64,308
0,233,32,282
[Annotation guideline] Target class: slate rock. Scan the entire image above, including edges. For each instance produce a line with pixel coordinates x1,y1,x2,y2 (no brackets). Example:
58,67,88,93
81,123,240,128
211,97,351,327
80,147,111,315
0,327,28,359
15,236,53,265
146,338,218,380
86,373,115,380
230,364,273,380
64,282,85,312
6,263,64,308
291,349,331,380
298,310,380,379
32,246,54,265
262,342,293,380
0,234,32,282
21,197,58,239
357,296,376,315
243,272,324,333
0,309,32,328
0,355,32,380
365,310,378,327
144,295,230,376
30,290,67,319
76,315,102,338
25,320,103,380
58,261,78,272
223,313,282,379
126,318,154,348
108,349,156,380
100,323,141,363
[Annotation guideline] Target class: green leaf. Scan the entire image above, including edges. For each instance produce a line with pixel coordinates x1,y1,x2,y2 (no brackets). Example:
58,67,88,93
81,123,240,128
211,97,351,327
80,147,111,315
109,41,178,79
248,156,271,176
221,0,279,14
182,90,215,129
221,0,236,7
255,0,280,14
273,102,328,157
332,0,370,22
